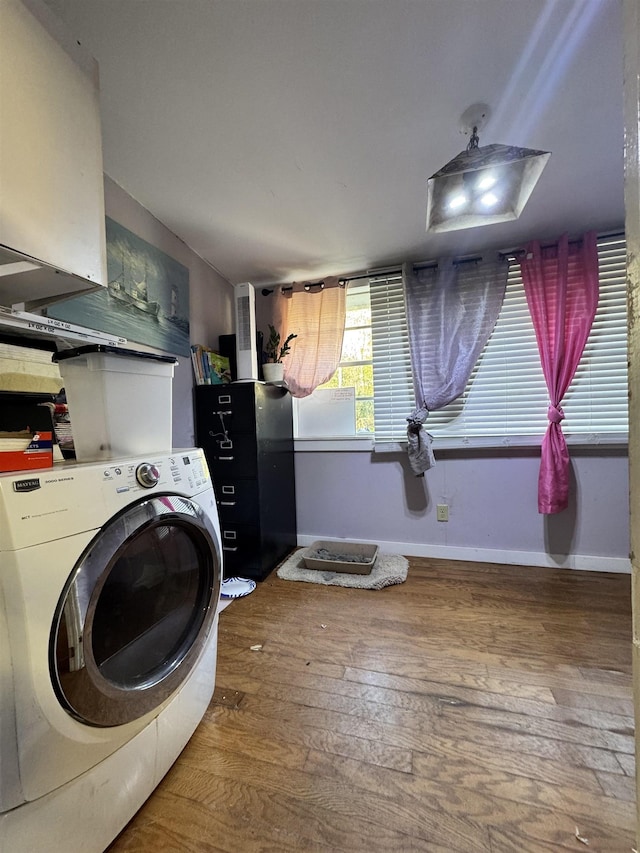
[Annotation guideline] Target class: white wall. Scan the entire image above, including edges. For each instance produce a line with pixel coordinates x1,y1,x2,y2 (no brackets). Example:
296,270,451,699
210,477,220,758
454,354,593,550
103,176,234,447
294,447,630,571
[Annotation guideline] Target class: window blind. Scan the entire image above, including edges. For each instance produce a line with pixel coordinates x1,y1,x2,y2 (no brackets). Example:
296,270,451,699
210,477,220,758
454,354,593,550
372,234,628,445
370,273,414,442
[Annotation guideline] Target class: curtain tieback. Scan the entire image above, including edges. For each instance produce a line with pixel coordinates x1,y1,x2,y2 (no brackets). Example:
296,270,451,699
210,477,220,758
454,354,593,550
407,405,429,447
547,404,565,424
407,405,429,428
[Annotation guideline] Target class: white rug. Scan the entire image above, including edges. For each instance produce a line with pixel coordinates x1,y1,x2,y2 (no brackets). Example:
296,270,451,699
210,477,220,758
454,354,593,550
277,547,408,590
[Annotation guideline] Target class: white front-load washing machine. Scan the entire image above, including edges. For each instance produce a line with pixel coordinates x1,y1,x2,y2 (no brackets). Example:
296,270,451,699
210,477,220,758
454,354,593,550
0,448,222,852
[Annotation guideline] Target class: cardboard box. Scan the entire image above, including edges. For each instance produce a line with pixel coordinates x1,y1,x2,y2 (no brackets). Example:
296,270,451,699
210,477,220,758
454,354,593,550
0,430,53,472
0,394,55,472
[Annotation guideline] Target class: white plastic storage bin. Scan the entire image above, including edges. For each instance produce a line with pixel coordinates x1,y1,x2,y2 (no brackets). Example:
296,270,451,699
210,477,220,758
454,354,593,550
53,345,178,461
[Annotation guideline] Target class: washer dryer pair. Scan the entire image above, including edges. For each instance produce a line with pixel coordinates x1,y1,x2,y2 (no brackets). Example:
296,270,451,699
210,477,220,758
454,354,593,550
0,448,222,852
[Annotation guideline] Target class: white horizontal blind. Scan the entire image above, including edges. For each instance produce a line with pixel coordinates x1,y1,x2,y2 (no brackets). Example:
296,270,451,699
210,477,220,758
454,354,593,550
372,234,628,444
426,262,548,437
563,234,628,432
370,274,414,442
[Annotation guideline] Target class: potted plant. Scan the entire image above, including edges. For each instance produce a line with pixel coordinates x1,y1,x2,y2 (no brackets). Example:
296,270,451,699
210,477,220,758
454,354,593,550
263,324,297,383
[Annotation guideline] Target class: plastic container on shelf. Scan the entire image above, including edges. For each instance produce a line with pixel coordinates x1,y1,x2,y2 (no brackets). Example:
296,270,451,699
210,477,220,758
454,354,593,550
52,345,178,461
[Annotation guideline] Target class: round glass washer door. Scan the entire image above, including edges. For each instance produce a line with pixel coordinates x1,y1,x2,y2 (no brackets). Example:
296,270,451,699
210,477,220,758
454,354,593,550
50,494,222,727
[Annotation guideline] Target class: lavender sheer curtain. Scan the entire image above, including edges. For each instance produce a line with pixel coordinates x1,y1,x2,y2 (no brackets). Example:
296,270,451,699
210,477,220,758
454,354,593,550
403,256,508,475
272,277,346,398
519,231,599,514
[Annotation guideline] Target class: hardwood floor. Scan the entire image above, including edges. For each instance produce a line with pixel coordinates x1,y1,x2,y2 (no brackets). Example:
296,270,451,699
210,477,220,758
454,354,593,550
107,556,635,852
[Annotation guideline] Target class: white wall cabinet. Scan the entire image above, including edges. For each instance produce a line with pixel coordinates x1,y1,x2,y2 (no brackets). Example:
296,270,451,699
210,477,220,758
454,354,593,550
0,0,107,310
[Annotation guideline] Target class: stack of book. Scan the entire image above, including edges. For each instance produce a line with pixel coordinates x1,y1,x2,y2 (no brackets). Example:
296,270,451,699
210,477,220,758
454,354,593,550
190,345,231,385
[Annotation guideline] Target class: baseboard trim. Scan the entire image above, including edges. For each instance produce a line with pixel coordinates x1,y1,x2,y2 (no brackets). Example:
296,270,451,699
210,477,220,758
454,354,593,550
296,535,631,574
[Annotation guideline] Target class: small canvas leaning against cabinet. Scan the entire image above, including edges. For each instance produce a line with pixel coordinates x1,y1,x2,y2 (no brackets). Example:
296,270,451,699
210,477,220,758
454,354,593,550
195,382,297,581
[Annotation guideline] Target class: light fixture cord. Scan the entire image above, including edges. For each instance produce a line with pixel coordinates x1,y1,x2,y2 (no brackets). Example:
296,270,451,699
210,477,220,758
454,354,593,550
467,126,480,151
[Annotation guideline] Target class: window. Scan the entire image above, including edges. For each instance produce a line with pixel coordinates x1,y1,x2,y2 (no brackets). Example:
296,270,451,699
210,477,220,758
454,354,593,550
296,233,627,447
371,233,628,446
316,282,375,433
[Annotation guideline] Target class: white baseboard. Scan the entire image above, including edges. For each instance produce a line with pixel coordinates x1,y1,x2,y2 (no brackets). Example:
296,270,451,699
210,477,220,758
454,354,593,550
296,534,631,574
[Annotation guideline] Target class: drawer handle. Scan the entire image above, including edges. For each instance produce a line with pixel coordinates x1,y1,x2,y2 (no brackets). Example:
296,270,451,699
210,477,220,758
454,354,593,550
223,546,238,552
218,456,234,461
219,500,236,506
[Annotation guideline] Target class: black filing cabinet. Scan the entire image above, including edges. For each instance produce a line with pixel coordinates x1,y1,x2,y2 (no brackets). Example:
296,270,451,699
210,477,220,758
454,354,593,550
195,383,297,581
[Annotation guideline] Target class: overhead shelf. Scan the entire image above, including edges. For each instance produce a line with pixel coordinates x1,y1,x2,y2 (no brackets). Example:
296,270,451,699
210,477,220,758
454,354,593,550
0,305,127,348
0,245,103,313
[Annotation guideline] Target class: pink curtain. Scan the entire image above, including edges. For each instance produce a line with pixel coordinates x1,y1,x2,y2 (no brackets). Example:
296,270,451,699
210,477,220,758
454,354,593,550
519,231,599,514
272,277,346,398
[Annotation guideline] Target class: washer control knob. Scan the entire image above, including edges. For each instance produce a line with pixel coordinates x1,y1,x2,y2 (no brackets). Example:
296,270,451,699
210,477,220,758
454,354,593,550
136,463,160,488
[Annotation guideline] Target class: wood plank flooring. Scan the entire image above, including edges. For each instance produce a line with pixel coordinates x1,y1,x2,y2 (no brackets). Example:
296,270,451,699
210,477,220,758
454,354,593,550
106,556,635,852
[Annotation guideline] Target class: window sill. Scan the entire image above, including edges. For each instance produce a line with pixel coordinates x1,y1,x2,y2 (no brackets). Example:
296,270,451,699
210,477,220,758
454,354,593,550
293,433,628,452
374,433,629,452
294,436,374,452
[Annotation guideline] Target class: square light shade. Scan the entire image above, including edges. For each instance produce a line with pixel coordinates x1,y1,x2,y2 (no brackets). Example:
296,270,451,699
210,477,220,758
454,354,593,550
426,143,551,233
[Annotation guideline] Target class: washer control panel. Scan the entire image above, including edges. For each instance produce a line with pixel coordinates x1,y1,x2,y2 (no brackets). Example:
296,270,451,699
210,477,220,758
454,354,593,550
0,449,212,552
100,450,210,495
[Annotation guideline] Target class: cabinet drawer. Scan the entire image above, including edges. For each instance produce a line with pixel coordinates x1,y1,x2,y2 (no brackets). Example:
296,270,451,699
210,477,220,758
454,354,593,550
220,523,260,551
201,434,257,478
219,524,260,574
214,481,259,524
195,387,257,437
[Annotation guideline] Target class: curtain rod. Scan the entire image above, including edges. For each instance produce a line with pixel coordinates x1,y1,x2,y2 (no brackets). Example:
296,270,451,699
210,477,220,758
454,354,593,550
260,258,480,294
260,229,625,293
498,229,625,259
352,255,484,283
261,279,346,296
344,229,626,279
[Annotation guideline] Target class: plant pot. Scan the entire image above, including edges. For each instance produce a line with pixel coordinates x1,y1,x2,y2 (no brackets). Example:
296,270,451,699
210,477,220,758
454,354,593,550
263,362,284,383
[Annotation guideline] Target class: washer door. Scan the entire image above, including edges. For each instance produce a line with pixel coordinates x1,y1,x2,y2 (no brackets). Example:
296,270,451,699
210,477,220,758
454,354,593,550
50,494,222,727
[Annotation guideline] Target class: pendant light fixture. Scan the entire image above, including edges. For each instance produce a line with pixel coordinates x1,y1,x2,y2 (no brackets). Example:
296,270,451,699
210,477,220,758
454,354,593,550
426,104,551,233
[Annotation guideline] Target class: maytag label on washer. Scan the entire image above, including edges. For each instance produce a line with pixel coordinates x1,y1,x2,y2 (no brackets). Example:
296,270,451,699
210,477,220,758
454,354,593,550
13,477,41,493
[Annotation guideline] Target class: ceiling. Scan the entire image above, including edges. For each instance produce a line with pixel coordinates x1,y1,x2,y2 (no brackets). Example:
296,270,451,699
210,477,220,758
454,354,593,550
44,0,625,287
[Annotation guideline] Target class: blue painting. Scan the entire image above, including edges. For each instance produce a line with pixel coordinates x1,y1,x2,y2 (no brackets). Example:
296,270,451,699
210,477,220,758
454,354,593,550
46,217,190,356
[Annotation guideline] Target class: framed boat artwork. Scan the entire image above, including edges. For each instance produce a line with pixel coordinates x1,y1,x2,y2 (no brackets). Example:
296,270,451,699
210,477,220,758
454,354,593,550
46,217,190,356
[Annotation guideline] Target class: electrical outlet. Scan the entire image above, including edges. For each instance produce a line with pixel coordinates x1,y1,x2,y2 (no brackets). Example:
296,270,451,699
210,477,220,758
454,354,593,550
436,504,449,522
